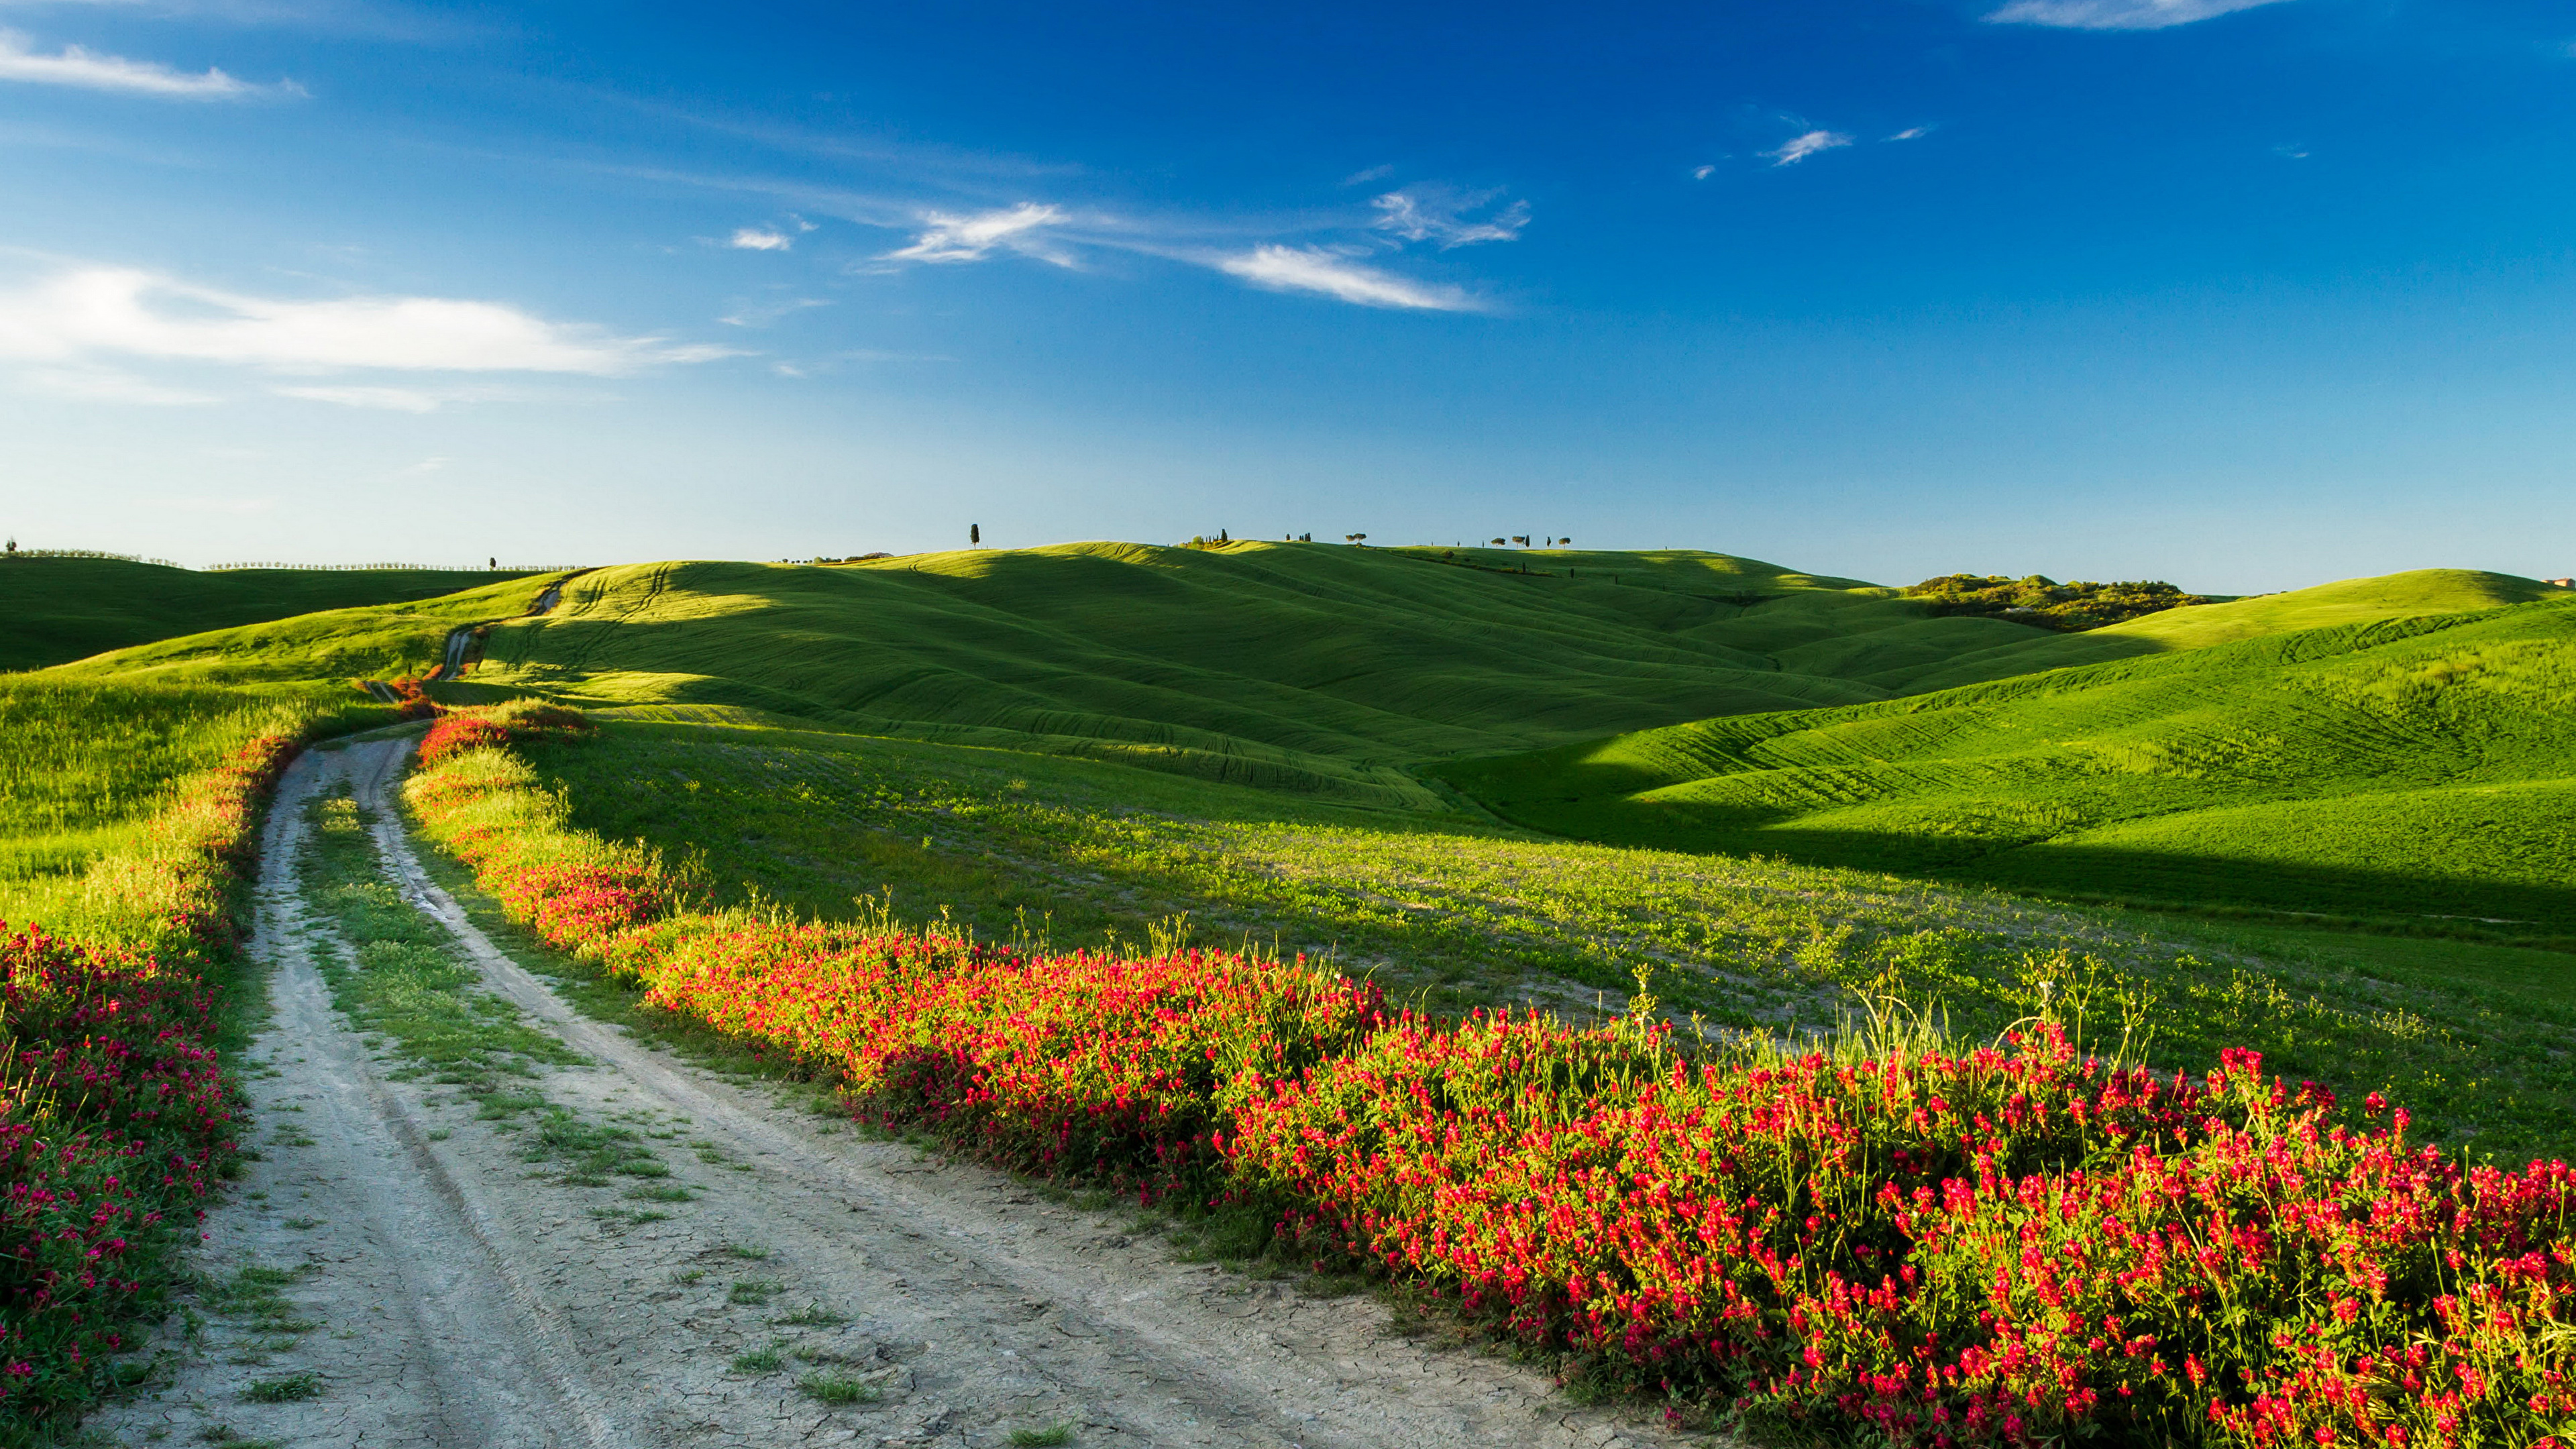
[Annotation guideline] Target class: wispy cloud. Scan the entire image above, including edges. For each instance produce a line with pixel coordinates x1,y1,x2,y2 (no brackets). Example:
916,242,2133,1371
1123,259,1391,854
0,28,297,98
1888,125,1934,142
1370,188,1528,249
0,265,734,382
1765,129,1853,166
271,381,615,411
729,226,792,251
18,362,213,405
1983,0,2291,30
1216,246,1479,312
717,295,829,328
881,202,1068,264
272,384,447,411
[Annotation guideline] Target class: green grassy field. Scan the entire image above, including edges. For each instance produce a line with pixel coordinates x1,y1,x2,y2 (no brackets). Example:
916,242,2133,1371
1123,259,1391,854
0,676,379,941
518,714,2576,1161
0,557,553,673
43,570,567,690
1438,580,2576,937
424,542,2394,809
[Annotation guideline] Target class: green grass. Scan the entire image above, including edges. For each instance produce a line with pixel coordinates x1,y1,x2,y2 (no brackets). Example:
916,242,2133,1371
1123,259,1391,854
795,1371,880,1405
1438,588,2576,939
296,792,582,1082
0,556,558,674
241,1373,321,1403
46,570,567,690
1852,568,2560,694
527,716,2576,1159
412,542,2300,810
0,676,376,936
292,788,694,1206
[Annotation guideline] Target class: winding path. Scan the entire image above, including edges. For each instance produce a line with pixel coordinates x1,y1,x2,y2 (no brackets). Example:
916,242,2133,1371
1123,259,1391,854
91,739,1690,1449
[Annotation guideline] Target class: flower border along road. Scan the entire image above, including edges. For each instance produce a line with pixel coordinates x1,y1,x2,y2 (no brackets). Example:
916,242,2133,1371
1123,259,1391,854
406,702,2576,1449
1,730,307,1440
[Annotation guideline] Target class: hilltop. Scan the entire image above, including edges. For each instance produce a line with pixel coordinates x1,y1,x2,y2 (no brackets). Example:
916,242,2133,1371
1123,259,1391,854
1436,571,2576,936
43,542,2035,807
0,557,555,673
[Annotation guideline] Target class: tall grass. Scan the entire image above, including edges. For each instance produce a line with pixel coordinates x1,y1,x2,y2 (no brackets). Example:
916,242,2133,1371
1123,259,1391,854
0,678,350,953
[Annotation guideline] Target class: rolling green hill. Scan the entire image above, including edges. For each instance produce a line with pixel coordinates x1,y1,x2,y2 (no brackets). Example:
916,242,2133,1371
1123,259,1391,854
44,572,566,688
0,557,555,673
56,541,2034,808
451,542,2221,808
1436,578,2576,936
1816,567,2561,696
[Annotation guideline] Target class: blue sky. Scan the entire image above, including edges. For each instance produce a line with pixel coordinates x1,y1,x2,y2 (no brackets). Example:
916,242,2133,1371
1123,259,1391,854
2,0,2573,590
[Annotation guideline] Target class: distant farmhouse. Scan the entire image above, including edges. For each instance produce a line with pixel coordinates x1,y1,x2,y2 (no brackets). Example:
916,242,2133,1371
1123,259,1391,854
2548,577,2574,588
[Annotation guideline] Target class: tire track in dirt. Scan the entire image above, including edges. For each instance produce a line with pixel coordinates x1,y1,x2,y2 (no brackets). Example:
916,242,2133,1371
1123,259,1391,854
96,737,1693,1449
91,745,643,1448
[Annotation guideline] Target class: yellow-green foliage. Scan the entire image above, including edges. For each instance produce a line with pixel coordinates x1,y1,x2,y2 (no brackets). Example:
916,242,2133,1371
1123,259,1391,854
47,571,566,689
0,556,551,673
1902,574,2215,631
0,677,363,952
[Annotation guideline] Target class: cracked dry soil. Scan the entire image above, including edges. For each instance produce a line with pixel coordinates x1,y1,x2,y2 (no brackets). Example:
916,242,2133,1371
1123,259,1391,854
91,739,1692,1449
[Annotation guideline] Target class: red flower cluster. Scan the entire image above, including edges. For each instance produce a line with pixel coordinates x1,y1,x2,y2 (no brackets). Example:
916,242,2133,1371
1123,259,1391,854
417,703,594,768
622,918,1383,1189
1,731,299,1434
408,719,2576,1448
371,678,439,720
1225,1016,2576,1446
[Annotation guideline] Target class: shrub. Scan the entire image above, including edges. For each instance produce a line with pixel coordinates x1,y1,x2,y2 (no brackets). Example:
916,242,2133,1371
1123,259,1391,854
1904,574,2215,632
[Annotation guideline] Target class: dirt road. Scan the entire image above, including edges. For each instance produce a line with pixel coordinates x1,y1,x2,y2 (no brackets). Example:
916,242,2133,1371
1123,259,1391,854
93,739,1690,1449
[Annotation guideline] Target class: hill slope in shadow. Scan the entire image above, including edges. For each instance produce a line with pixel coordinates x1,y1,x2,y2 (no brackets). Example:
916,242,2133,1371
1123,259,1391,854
1436,572,2576,934
0,557,556,672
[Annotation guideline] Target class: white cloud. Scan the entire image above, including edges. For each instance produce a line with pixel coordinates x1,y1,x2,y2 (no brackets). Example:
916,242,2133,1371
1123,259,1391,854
881,203,1067,264
0,29,293,98
729,227,792,251
1984,0,2290,30
1693,164,1717,180
18,362,212,405
1370,189,1528,249
1888,125,1933,142
1766,130,1853,166
717,295,829,327
1216,246,1478,311
0,265,731,376
272,384,443,411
